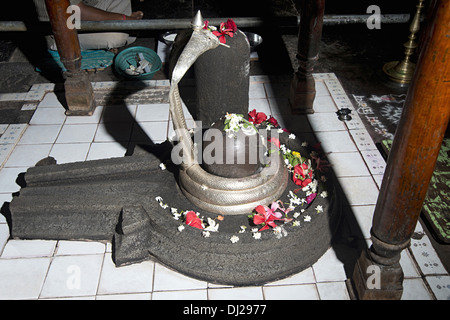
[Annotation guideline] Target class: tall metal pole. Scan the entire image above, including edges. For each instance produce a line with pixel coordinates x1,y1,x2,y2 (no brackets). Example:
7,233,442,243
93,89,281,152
45,0,96,116
351,0,450,299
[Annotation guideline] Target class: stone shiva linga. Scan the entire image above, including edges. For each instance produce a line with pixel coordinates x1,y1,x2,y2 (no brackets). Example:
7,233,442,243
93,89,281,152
3,12,341,286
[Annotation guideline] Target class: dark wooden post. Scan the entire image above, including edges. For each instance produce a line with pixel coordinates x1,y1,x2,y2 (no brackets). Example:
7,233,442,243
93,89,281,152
351,0,450,300
45,0,96,116
289,0,325,114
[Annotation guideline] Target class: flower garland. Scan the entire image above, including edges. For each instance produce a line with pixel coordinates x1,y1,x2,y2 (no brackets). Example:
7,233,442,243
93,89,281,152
157,110,331,243
223,113,257,138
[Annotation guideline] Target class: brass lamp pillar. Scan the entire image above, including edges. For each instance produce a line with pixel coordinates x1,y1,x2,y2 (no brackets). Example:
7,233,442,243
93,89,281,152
383,0,425,85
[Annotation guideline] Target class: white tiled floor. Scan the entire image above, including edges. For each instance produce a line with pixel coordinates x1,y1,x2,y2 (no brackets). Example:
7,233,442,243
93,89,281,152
0,73,449,300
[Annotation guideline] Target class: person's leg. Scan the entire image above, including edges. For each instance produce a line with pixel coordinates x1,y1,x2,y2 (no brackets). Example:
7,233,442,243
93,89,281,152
77,0,135,50
78,33,134,50
95,0,132,15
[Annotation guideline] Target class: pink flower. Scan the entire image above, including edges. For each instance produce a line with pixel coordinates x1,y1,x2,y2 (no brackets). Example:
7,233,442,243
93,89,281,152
248,109,267,125
253,205,282,231
268,137,280,148
252,201,290,232
306,193,317,204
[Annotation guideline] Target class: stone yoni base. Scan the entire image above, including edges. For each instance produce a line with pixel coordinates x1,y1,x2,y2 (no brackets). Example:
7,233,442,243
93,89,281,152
4,141,341,286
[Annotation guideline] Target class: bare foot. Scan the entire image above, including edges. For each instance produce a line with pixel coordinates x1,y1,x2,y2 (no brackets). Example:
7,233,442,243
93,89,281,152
127,11,144,20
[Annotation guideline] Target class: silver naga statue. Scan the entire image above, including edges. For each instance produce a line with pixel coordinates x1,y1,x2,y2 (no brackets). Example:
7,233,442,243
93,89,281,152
169,11,288,215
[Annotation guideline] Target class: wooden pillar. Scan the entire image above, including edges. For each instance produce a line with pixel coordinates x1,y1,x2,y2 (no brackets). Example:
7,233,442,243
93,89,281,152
351,0,450,300
45,0,96,116
289,0,325,114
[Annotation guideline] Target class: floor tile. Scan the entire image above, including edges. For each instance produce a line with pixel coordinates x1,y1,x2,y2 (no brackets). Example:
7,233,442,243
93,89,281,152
152,289,207,300
268,97,291,115
425,275,450,300
401,249,421,278
39,254,103,298
97,253,154,295
18,124,62,145
101,105,137,123
265,267,316,286
0,144,15,168
263,284,319,300
349,129,378,151
153,263,207,292
133,121,168,143
372,174,384,189
0,167,26,193
0,223,9,255
96,293,151,300
312,95,338,113
332,94,354,111
0,124,8,135
249,83,266,99
0,193,12,221
326,152,371,177
135,103,170,122
338,176,379,206
347,205,375,239
401,278,433,300
4,144,52,168
39,92,64,108
55,240,105,256
360,150,386,175
1,240,57,258
316,281,350,300
248,98,272,115
0,257,51,300
49,143,90,164
315,131,358,153
307,112,347,132
344,115,366,130
0,124,28,145
94,122,133,142
312,247,347,282
264,82,289,98
64,106,104,124
29,107,66,125
410,235,448,275
208,286,264,300
21,103,38,111
315,81,330,97
271,114,312,135
56,124,98,144
86,142,127,161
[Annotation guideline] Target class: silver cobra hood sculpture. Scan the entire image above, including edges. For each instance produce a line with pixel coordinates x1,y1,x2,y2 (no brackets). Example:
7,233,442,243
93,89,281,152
169,11,288,215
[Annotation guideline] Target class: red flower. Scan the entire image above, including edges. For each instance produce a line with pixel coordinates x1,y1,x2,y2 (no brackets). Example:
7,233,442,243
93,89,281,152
293,163,313,187
212,22,234,44
268,116,279,127
203,20,209,30
225,19,237,33
248,109,267,124
185,211,204,230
